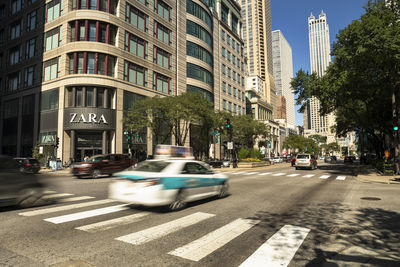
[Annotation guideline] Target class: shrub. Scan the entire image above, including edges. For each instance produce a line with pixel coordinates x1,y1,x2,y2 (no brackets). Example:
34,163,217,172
250,149,263,160
238,147,250,160
241,158,261,162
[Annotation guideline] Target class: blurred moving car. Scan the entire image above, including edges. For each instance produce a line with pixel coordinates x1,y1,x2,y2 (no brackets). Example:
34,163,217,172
295,154,317,170
206,158,223,168
324,156,337,163
71,154,135,178
272,157,283,163
344,156,354,163
14,158,41,174
109,159,229,211
0,155,44,207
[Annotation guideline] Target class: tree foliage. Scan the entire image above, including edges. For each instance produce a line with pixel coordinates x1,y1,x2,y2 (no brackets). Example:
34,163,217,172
282,135,318,154
291,0,400,157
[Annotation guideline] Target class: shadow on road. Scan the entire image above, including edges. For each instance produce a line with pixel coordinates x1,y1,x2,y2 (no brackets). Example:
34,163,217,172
248,203,400,266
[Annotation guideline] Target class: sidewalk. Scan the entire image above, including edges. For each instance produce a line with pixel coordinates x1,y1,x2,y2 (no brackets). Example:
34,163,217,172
39,167,71,175
215,162,292,172
355,166,400,185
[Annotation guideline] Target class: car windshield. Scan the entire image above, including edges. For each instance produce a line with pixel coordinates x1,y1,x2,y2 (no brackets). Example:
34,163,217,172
135,161,171,172
88,156,104,162
297,155,309,159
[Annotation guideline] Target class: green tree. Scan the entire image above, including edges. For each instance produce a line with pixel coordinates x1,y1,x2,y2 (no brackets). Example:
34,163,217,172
291,0,400,158
283,135,318,154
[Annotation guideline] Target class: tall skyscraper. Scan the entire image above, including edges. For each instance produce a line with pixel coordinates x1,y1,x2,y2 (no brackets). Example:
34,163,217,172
306,11,335,141
239,0,276,120
272,30,295,127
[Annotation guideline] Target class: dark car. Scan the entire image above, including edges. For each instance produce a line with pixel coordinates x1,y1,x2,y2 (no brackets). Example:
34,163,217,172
14,158,41,174
324,156,337,163
206,158,223,168
71,154,135,178
0,155,44,207
344,156,353,163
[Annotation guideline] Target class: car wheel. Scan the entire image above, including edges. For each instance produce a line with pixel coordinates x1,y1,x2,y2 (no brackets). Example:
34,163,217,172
218,182,229,198
168,190,187,211
92,169,101,179
17,188,42,208
295,167,298,170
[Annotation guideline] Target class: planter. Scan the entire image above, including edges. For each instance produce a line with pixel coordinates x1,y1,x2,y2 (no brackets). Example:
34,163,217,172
237,161,271,168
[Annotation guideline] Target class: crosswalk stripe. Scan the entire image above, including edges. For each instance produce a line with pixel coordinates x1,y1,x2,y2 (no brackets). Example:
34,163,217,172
168,218,259,261
233,172,246,175
58,196,96,203
18,199,116,217
44,204,129,224
319,175,330,179
303,174,315,178
336,176,346,180
76,212,150,232
41,193,74,199
239,225,310,267
244,172,258,175
115,212,215,245
272,173,286,176
44,190,57,194
257,172,272,176
287,174,300,177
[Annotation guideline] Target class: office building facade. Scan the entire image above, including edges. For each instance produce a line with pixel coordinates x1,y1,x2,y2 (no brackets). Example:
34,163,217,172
0,0,246,163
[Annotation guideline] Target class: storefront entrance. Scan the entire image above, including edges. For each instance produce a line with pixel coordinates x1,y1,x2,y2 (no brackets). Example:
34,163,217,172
76,148,102,162
74,132,104,162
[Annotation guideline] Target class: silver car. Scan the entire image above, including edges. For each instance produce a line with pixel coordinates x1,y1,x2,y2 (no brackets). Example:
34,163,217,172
295,154,317,170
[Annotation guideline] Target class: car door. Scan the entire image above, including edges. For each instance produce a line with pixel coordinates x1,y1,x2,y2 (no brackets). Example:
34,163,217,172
180,162,216,201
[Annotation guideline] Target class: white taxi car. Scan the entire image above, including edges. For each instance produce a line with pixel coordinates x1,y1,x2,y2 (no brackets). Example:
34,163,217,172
109,159,229,211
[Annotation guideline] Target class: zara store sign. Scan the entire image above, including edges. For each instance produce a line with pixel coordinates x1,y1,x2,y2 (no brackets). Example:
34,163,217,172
64,108,115,130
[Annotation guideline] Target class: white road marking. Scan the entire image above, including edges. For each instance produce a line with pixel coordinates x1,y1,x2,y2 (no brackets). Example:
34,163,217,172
44,204,129,224
76,212,150,232
41,193,74,199
257,172,272,176
303,174,315,178
44,190,57,194
18,199,116,217
115,212,215,245
319,175,330,179
168,218,260,261
58,196,96,203
272,173,286,176
244,172,258,175
336,176,346,180
287,174,300,177
239,225,310,267
234,172,246,175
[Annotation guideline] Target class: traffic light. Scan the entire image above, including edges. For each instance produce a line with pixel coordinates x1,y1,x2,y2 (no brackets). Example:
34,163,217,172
55,137,59,149
226,118,231,129
394,126,399,131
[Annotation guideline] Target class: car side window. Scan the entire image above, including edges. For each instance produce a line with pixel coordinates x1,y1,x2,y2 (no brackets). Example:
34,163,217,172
182,163,210,174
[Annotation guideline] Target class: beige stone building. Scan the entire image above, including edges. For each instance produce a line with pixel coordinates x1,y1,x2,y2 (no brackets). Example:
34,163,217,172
0,0,246,162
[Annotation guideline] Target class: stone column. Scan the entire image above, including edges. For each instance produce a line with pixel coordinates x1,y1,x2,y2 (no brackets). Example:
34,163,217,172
102,130,108,154
70,130,75,161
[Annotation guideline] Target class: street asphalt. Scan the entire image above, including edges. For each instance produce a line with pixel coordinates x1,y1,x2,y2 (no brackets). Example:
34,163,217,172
1,161,399,267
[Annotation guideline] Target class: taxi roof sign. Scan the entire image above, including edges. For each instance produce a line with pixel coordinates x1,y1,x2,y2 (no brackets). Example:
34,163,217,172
154,145,194,159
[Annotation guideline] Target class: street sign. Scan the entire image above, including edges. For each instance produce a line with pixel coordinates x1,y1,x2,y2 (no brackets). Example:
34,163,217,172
227,142,233,150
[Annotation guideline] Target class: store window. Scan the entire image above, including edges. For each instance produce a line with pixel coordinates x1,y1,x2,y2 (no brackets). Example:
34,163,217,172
41,88,59,111
124,31,147,58
123,61,148,87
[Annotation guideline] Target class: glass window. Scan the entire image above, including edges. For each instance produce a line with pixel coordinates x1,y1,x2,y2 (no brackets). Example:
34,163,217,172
154,21,171,45
8,72,21,91
222,64,226,75
86,87,94,106
9,46,21,65
25,38,36,59
232,15,238,33
222,82,226,93
88,22,96,41
187,63,213,86
186,20,212,47
187,0,212,28
124,61,148,86
87,53,95,74
77,53,84,73
233,87,236,97
27,10,37,31
45,26,61,51
46,0,63,22
24,65,35,87
97,88,104,107
221,3,228,23
126,4,148,32
11,0,23,14
155,0,171,21
76,87,82,106
221,30,225,40
223,100,226,110
125,32,147,58
228,84,231,95
153,72,170,94
227,51,231,61
10,20,22,40
98,54,106,75
186,41,213,67
222,47,225,58
227,67,231,78
43,57,60,81
41,88,59,111
154,46,171,69
227,34,230,45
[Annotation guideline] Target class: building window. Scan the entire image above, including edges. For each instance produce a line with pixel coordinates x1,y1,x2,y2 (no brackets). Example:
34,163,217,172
123,60,148,87
27,10,38,31
41,88,59,111
72,0,117,14
234,104,237,114
237,44,240,53
125,4,148,32
228,101,232,112
155,0,171,22
9,46,21,65
70,20,116,45
154,21,171,45
222,47,225,58
186,20,212,47
221,30,225,41
238,90,241,100
228,84,231,95
221,64,226,75
45,26,62,51
187,0,212,28
46,0,63,23
43,57,60,81
233,71,236,81
26,38,36,58
10,20,22,40
233,87,236,97
222,81,226,93
221,3,228,23
232,15,238,33
232,39,235,50
8,72,21,91
227,67,231,78
24,65,35,87
223,99,226,110
11,0,23,14
125,31,148,58
242,77,244,86
187,62,213,86
154,46,171,69
227,51,231,62
137,0,148,6
68,52,116,76
186,41,213,67
153,72,171,94
227,34,230,45
237,74,241,85
232,55,236,65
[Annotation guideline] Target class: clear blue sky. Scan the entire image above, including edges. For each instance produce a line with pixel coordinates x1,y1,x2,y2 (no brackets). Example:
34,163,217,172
271,0,368,126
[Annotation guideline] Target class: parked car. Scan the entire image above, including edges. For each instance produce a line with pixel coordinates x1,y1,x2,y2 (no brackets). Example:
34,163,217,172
14,158,41,174
324,155,337,163
109,159,229,211
0,155,44,207
206,158,223,168
295,154,317,170
344,156,354,163
71,154,135,178
272,157,283,163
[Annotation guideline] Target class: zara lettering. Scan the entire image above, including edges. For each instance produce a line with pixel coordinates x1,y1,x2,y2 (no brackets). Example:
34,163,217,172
70,113,108,124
